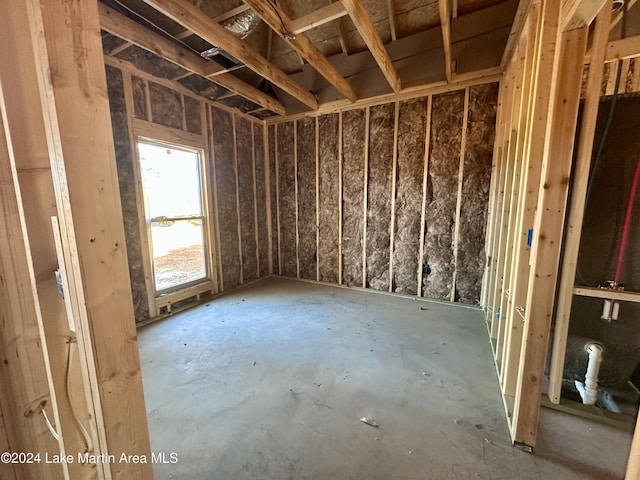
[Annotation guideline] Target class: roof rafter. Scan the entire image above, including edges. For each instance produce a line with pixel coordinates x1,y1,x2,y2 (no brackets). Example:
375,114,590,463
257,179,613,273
289,2,349,34
244,0,357,102
139,0,319,109
340,0,401,92
99,3,286,115
438,0,453,81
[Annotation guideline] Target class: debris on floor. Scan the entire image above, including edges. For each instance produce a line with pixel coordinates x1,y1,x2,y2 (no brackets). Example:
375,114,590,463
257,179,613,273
360,417,379,428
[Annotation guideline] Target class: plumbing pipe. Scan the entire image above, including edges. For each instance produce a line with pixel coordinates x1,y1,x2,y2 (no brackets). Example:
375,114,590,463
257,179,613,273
575,342,604,405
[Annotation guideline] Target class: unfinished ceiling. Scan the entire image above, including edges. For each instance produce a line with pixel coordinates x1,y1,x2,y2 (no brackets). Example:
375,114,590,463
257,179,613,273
100,0,515,119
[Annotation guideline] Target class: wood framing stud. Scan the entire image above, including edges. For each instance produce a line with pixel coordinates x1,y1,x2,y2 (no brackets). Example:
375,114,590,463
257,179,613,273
140,0,318,109
388,101,400,292
341,0,401,92
439,0,453,81
290,2,349,34
417,96,432,298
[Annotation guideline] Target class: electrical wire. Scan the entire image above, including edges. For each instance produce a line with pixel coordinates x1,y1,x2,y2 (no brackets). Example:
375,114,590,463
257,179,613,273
41,410,60,441
66,338,94,456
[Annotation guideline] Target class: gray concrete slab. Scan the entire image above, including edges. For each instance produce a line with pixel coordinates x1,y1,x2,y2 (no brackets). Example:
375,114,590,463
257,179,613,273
138,277,632,479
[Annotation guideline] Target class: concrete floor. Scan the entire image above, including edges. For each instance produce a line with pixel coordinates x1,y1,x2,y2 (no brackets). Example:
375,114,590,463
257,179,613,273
139,277,633,479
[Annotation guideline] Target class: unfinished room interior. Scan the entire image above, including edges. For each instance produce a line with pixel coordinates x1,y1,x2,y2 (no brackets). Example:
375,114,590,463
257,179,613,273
4,0,640,478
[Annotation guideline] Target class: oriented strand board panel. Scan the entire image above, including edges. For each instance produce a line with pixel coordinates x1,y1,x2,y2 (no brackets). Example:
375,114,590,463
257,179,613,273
318,114,340,284
342,109,366,287
296,118,317,280
131,75,147,120
423,91,464,299
212,107,241,289
184,96,202,135
149,81,183,130
457,84,498,304
236,117,258,283
366,103,395,291
392,97,428,295
277,122,297,278
105,65,149,321
268,125,279,272
254,125,269,277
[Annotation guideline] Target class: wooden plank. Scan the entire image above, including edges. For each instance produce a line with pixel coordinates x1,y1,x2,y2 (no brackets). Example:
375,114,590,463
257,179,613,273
0,75,64,480
501,11,542,396
388,101,400,292
417,96,433,298
501,0,533,69
388,0,398,41
245,0,357,102
341,0,401,92
122,72,156,317
205,105,223,293
573,286,640,302
548,2,611,405
266,68,502,123
252,123,260,277
294,120,301,278
141,0,318,110
627,413,640,480
362,107,371,288
232,115,244,285
316,117,321,281
264,124,274,274
27,0,154,475
605,60,617,94
99,3,286,115
562,0,607,31
451,88,469,302
132,118,206,148
290,2,348,34
338,111,344,285
439,0,453,81
511,14,589,448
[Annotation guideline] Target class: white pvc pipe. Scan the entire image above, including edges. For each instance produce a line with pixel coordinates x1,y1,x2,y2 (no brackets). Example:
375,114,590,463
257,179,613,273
575,342,604,405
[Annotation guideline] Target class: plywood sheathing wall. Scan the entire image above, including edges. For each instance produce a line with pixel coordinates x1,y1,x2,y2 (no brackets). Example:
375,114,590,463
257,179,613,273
273,84,498,304
106,65,149,321
106,63,270,322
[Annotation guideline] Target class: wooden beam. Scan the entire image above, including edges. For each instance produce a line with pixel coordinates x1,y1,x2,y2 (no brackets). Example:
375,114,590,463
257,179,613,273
341,0,401,92
627,413,640,480
243,0,357,102
388,101,400,292
26,0,154,475
315,117,320,281
439,0,453,81
289,2,348,34
417,95,433,298
98,3,286,116
574,286,640,302
561,0,607,31
451,88,469,301
511,15,588,448
140,0,318,109
362,107,371,288
501,0,532,69
387,0,397,41
338,111,344,285
548,1,611,405
176,6,255,42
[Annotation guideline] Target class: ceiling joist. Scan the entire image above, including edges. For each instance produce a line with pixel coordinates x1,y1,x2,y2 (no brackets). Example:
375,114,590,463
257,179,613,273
439,0,453,81
139,0,319,110
244,0,357,102
340,0,401,92
289,2,349,34
99,3,286,115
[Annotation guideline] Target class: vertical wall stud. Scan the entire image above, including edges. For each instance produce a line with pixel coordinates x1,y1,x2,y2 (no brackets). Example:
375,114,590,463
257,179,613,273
362,107,371,289
232,114,244,285
417,95,433,298
315,117,321,281
207,105,224,293
251,122,260,277
451,87,470,302
338,111,344,285
294,120,300,278
388,101,400,292
263,123,274,274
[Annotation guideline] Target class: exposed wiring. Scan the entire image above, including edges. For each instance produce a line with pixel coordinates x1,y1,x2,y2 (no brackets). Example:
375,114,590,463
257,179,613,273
268,0,296,40
41,409,60,441
66,338,93,456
